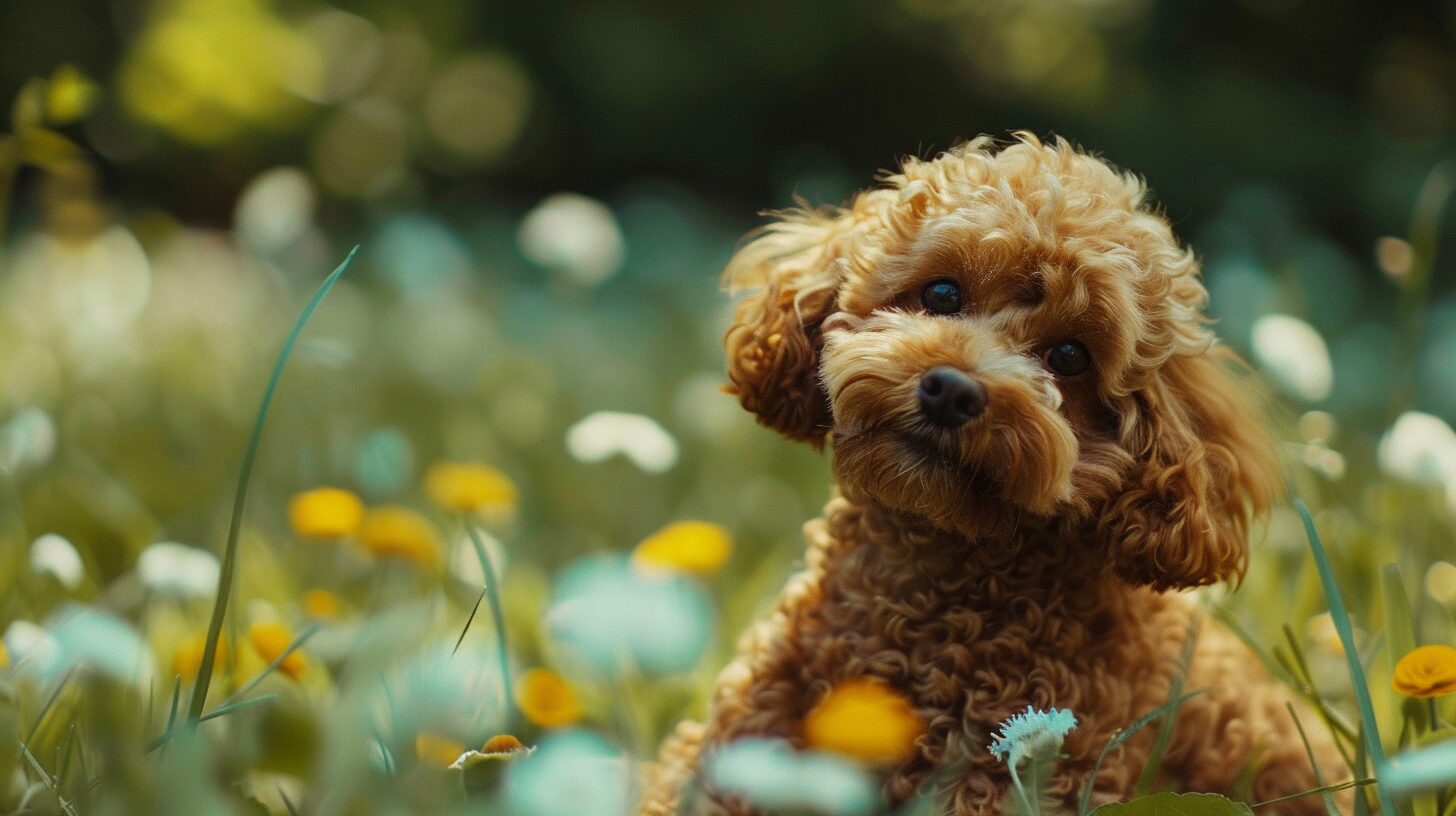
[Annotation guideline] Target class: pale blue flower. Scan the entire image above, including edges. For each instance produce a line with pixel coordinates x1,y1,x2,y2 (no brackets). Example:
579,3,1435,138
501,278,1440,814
1382,741,1456,797
547,554,711,676
503,729,628,816
988,706,1078,816
48,605,151,685
988,706,1077,766
705,738,878,816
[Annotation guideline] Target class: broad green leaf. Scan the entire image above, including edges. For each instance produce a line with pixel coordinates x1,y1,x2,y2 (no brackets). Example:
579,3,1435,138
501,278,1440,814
1091,792,1254,815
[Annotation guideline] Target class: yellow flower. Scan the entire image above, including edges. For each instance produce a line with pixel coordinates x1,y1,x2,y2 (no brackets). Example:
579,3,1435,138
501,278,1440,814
358,506,440,571
450,733,536,770
482,734,525,753
632,521,733,576
804,678,923,765
516,668,582,728
171,633,229,680
1392,644,1456,698
0,641,10,668
248,621,306,679
301,588,342,620
289,487,365,540
415,732,466,768
425,462,519,515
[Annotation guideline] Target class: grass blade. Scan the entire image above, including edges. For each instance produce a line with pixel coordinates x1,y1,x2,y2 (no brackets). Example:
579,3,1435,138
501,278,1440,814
279,786,302,816
1079,690,1205,815
26,667,75,746
1134,615,1202,796
453,587,487,657
1286,702,1340,816
463,520,513,715
199,693,278,722
1292,496,1395,815
1252,778,1378,809
219,622,320,708
187,247,359,724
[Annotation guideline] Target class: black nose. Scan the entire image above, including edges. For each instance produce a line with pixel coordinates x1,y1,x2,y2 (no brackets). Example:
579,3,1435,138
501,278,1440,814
917,366,987,428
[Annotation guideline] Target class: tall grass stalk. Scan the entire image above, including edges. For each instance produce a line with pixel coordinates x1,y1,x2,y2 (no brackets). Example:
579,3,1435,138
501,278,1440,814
1292,496,1396,815
186,247,359,724
463,520,513,716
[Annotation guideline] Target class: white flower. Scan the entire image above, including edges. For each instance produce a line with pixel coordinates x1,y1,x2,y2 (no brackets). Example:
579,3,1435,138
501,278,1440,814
234,166,316,253
3,620,59,670
1378,411,1456,489
30,533,83,589
2,226,151,369
517,193,624,286
564,411,678,473
1250,314,1333,401
0,407,57,472
137,541,220,598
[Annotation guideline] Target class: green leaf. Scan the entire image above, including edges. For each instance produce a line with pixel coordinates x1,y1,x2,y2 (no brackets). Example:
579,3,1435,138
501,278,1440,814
1091,792,1254,815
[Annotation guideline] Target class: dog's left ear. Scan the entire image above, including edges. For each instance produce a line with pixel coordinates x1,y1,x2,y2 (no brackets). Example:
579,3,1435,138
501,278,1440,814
722,210,856,447
1099,345,1282,590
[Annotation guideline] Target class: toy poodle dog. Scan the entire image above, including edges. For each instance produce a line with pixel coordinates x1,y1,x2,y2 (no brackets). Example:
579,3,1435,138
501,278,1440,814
639,134,1347,815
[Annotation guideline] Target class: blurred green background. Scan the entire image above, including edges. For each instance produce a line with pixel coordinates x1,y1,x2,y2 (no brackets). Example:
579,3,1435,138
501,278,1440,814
1,1,1455,812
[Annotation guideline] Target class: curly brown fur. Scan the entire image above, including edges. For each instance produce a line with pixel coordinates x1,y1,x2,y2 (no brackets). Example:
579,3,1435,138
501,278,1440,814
642,135,1348,815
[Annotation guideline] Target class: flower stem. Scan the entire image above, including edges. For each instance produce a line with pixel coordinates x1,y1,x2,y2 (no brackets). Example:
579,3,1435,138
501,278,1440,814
1009,760,1039,816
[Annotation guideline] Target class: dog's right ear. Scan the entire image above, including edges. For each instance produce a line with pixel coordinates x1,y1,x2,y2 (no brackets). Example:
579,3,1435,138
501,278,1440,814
723,210,853,447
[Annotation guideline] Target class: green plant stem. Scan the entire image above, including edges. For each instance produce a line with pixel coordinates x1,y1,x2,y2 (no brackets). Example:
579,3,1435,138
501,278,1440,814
186,247,358,724
1009,760,1038,816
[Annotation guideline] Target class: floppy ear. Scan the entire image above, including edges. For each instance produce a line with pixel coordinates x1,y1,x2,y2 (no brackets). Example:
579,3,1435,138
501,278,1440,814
1099,345,1282,590
722,211,852,447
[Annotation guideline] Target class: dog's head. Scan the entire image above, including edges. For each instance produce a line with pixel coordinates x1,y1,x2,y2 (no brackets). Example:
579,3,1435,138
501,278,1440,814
724,135,1279,590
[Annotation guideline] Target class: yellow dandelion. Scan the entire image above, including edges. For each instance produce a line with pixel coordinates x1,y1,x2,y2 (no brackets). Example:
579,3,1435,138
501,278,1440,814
425,462,519,516
1,640,10,668
289,487,365,540
804,677,923,765
516,668,583,728
301,588,343,620
415,732,466,768
248,621,306,679
1392,644,1456,698
358,506,441,571
171,633,229,680
632,520,733,576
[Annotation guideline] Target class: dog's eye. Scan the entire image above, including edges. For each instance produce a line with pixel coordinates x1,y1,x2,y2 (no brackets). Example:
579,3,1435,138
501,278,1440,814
920,279,962,315
1045,341,1090,377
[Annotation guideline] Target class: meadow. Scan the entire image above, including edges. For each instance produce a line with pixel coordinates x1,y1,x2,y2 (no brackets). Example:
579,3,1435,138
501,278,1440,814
2,1,1456,813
